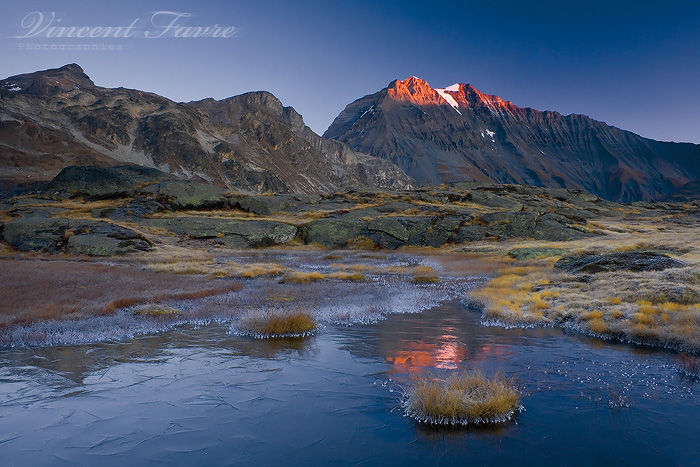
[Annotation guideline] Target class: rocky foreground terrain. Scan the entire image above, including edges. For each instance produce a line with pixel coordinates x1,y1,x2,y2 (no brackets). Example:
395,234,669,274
1,164,697,256
1,165,699,352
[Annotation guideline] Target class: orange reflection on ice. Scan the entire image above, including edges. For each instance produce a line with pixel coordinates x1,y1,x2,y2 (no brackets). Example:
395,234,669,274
385,332,467,373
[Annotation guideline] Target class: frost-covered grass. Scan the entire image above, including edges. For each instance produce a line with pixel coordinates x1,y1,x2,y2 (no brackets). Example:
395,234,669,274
470,237,700,351
279,271,365,283
403,370,521,426
0,250,481,347
0,259,242,328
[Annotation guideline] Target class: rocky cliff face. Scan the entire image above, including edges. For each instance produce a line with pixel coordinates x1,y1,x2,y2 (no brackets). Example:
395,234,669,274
324,77,700,202
0,64,413,195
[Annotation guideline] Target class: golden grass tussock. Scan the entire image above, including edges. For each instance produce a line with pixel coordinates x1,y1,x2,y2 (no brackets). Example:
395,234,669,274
239,310,317,337
403,370,521,426
148,259,287,278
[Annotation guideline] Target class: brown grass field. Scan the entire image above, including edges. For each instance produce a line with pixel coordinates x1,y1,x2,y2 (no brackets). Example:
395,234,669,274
0,258,242,328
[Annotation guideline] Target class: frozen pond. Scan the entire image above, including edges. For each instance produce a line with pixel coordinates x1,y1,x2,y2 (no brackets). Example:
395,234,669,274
2,296,700,465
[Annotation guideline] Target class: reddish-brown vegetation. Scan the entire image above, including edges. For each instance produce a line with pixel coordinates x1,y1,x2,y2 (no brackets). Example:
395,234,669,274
0,259,242,328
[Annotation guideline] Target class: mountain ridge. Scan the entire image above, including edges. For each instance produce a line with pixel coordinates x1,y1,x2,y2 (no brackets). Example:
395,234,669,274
0,64,413,196
324,77,700,202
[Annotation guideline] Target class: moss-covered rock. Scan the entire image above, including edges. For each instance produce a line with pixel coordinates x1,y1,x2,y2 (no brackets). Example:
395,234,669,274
533,213,589,241
91,198,166,220
303,218,368,248
455,224,492,242
468,190,524,211
2,217,150,255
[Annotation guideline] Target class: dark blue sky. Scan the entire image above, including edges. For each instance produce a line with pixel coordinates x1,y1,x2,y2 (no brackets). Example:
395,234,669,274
2,1,699,143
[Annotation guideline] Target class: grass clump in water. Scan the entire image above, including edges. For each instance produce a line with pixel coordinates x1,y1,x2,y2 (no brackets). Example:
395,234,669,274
403,370,521,426
240,310,317,338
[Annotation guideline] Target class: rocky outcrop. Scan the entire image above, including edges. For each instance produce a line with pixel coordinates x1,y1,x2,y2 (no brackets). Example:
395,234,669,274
143,217,297,248
45,165,173,199
1,179,621,255
2,217,150,255
324,77,700,202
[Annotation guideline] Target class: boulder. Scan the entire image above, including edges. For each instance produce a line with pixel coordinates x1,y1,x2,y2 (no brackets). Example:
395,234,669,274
367,218,410,249
468,190,524,211
66,234,150,256
140,180,227,210
502,212,539,238
533,213,589,241
397,217,433,246
555,251,685,274
12,206,71,218
44,165,171,199
228,194,307,216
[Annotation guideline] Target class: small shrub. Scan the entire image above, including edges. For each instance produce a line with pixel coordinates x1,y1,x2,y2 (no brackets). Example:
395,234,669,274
403,370,521,426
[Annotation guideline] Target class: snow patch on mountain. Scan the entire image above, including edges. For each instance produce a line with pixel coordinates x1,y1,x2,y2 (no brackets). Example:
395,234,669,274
435,88,462,115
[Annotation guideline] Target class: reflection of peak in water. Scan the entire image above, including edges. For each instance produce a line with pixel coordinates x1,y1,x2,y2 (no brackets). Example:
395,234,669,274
369,300,546,375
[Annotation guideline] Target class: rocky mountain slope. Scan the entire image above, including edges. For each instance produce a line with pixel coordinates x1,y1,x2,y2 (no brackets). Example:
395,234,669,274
0,64,412,196
324,77,700,202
